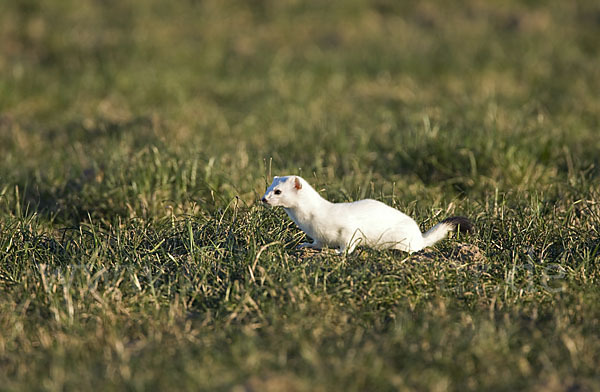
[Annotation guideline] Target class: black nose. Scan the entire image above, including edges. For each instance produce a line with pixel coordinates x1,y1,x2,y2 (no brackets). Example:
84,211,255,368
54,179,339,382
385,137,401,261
261,197,267,203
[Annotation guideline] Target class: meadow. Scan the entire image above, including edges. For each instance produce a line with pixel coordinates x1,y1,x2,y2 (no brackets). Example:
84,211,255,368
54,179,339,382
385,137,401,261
1,0,599,390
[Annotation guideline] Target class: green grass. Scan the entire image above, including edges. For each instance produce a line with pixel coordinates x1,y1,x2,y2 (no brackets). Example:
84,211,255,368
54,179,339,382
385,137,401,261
1,0,600,390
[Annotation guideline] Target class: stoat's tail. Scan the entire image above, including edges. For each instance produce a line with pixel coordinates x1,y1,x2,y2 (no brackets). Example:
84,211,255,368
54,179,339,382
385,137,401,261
422,216,474,248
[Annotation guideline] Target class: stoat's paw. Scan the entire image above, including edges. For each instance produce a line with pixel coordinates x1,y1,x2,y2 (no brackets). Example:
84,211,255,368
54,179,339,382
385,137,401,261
297,242,323,252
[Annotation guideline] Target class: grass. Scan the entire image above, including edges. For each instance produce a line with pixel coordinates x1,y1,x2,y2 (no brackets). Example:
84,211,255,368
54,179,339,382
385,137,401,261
1,0,600,390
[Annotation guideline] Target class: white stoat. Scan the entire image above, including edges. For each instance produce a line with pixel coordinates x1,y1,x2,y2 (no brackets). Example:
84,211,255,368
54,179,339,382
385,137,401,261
261,175,473,255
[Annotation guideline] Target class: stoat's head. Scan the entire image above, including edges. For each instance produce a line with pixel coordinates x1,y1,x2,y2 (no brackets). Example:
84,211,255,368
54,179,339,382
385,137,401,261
261,176,304,208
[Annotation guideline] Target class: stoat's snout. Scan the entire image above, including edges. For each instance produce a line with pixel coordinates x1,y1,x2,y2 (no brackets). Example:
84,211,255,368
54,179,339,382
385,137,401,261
261,197,268,204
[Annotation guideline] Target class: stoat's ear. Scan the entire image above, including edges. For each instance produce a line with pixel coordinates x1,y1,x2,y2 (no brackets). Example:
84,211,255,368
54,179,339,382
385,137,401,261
293,177,302,190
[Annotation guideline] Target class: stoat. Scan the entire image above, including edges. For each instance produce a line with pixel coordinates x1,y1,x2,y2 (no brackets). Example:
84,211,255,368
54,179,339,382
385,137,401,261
261,175,473,255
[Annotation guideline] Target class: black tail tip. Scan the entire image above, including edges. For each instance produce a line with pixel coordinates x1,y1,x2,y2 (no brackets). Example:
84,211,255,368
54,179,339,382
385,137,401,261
441,216,474,234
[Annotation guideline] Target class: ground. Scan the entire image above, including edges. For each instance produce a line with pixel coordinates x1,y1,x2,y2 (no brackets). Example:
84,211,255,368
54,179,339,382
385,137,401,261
1,0,599,390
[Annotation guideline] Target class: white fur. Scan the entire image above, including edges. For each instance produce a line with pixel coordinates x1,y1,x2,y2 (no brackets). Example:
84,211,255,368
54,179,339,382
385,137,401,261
261,175,463,255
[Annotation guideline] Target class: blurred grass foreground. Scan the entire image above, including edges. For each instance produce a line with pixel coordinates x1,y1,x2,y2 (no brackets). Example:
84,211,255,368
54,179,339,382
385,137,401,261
1,0,600,391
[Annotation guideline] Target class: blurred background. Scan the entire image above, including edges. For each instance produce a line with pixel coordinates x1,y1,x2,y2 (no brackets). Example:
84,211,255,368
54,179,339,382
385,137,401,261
1,0,599,220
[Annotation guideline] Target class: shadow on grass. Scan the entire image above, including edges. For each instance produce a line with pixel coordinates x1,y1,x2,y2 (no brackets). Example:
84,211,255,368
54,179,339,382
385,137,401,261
3,115,161,225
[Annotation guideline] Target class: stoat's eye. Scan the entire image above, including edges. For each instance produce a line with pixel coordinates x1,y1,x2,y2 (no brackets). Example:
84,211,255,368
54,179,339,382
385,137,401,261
274,189,282,195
